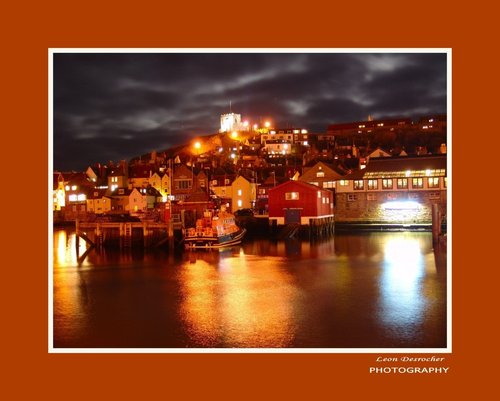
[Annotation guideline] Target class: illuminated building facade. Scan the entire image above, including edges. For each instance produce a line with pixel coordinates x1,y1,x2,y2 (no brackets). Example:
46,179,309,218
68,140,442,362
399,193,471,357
268,180,334,226
220,112,248,133
335,155,447,224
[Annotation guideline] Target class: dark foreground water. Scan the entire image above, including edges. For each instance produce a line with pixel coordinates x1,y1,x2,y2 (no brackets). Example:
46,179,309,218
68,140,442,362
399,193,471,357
52,229,447,349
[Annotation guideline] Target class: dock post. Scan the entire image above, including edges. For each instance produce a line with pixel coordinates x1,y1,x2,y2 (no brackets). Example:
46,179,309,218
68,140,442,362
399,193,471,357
432,203,441,244
75,218,80,256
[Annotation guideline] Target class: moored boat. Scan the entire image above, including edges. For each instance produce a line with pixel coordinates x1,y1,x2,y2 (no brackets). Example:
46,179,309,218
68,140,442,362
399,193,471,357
183,208,246,249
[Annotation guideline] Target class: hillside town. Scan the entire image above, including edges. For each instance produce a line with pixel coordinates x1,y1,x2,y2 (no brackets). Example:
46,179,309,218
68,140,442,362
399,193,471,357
53,112,448,233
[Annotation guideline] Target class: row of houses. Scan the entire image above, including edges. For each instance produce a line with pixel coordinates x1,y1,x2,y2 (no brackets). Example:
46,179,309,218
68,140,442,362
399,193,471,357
54,153,447,226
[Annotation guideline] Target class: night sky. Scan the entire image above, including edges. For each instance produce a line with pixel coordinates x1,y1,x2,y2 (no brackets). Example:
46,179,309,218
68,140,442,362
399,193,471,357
53,51,447,171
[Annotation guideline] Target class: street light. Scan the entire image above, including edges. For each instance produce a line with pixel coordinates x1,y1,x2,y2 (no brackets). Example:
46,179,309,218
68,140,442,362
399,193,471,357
194,141,201,150
231,131,238,139
264,121,271,128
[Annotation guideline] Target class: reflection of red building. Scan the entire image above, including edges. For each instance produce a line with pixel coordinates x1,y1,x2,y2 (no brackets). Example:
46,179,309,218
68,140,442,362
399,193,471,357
268,181,334,226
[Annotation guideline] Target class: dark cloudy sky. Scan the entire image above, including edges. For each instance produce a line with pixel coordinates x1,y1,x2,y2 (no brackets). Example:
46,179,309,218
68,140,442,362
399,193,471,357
53,51,447,171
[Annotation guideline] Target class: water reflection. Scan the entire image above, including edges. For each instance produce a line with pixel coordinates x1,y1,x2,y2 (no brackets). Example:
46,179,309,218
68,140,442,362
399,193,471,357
179,252,296,347
379,235,426,337
52,229,447,348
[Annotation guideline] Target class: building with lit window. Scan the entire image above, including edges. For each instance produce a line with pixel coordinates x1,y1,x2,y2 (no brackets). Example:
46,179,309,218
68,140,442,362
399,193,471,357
298,161,346,192
231,175,257,212
86,189,114,214
335,155,447,225
327,118,412,136
220,112,249,133
107,163,128,194
268,180,334,226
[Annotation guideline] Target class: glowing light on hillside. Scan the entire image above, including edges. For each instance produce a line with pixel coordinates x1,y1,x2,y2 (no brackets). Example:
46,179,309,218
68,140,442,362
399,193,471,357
231,131,238,139
264,121,271,128
243,121,249,127
194,141,201,150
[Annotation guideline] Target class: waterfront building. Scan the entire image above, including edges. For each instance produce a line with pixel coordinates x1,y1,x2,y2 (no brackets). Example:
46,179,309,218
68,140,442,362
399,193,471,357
334,155,447,224
107,162,128,194
148,172,171,199
268,180,334,226
171,164,194,201
53,172,66,211
129,187,161,213
86,189,114,214
255,174,288,215
231,175,257,211
298,161,346,191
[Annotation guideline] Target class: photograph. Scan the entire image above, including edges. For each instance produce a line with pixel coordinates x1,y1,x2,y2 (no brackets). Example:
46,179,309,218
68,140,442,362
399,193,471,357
50,50,450,351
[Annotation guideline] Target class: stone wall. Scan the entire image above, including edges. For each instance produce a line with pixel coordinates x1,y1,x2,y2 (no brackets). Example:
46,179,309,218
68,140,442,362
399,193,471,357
335,190,447,224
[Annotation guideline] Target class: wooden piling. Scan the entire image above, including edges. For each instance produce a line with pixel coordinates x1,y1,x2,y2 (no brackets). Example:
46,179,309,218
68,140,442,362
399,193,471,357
432,203,441,244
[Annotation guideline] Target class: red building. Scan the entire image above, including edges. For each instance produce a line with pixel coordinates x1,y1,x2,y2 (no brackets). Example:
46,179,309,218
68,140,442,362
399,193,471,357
268,180,334,225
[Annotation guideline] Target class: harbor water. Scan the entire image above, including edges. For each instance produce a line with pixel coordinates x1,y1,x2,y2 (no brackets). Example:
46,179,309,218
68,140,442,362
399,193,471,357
52,229,447,349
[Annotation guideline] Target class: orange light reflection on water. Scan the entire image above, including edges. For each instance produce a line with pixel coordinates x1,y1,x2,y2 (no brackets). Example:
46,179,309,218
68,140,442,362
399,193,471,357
53,229,89,267
179,252,296,347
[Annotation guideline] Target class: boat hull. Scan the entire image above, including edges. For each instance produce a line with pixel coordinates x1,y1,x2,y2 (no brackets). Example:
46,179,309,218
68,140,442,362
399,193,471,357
184,228,246,249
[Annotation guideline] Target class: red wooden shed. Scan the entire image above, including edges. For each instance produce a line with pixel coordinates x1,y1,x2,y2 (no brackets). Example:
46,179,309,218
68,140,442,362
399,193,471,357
268,180,334,225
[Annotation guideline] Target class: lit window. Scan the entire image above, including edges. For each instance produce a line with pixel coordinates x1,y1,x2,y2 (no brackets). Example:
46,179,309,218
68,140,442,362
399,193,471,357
397,178,408,189
285,192,299,200
317,191,321,198
237,200,242,208
71,185,77,190
65,185,70,191
412,178,424,189
339,180,349,186
428,177,440,188
301,129,308,134
237,189,242,196
382,179,393,190
354,180,364,190
368,180,378,190
316,171,325,178
68,194,77,202
77,194,86,201
444,177,448,188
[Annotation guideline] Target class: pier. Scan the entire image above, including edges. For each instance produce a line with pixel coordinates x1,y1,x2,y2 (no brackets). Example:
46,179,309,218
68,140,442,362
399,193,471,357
74,219,181,262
